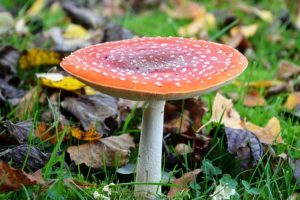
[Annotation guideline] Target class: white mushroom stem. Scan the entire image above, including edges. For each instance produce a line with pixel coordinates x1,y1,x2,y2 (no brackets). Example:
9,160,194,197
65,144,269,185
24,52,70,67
135,100,166,198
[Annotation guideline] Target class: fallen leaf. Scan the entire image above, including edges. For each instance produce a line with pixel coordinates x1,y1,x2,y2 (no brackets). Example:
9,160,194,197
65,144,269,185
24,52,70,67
61,1,104,29
164,110,190,134
234,80,284,88
185,98,206,131
178,13,216,36
5,119,33,144
19,49,63,69
101,0,125,17
210,93,243,129
175,143,193,155
64,178,96,189
15,86,40,119
168,169,201,198
238,2,273,22
34,122,66,144
230,23,259,38
0,46,20,76
223,31,251,53
27,0,46,17
0,161,44,192
61,94,119,135
277,60,300,80
243,90,266,107
101,23,134,43
63,24,89,39
225,127,263,168
210,181,237,200
161,1,206,19
71,126,101,141
0,144,50,172
67,134,135,169
0,78,27,105
49,27,96,52
242,117,283,144
284,92,300,110
36,73,86,91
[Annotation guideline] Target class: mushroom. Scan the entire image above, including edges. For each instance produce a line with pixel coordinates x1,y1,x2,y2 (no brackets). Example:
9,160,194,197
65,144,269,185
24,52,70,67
60,37,248,198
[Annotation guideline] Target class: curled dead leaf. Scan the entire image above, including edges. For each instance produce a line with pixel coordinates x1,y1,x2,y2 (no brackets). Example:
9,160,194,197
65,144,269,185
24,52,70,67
67,134,135,169
0,161,44,192
277,60,300,80
61,94,119,135
210,93,243,129
242,117,283,144
0,144,50,172
71,126,101,141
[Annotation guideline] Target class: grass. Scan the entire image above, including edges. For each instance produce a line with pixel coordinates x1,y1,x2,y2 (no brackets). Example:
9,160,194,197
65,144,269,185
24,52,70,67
0,0,300,199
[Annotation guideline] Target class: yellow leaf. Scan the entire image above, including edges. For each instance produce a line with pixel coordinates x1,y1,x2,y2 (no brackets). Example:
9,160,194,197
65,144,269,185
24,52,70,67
71,127,101,141
284,92,300,110
210,93,243,129
36,73,86,91
178,13,216,36
161,1,206,19
252,8,273,23
84,86,99,95
63,24,89,39
19,49,62,69
230,23,259,38
209,93,284,144
242,117,283,144
27,0,46,17
233,80,284,88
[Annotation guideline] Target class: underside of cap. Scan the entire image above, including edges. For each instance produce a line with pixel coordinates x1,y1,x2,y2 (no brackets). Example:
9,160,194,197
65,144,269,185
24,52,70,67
60,37,248,100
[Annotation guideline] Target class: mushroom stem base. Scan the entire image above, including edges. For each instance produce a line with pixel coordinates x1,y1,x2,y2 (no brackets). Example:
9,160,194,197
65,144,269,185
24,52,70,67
135,100,165,199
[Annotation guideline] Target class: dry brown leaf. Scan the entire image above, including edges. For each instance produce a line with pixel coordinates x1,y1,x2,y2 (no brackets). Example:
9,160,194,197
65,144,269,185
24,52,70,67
64,178,96,189
210,93,283,145
71,126,101,141
284,92,300,110
168,169,201,198
34,122,66,144
161,1,205,19
243,90,266,107
210,93,243,129
67,134,135,169
277,60,300,80
223,31,251,52
16,86,40,119
175,143,193,155
0,161,44,192
164,110,190,134
242,117,283,144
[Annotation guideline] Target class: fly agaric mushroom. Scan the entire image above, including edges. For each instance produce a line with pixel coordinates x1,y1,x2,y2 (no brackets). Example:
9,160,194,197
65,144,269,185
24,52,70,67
60,37,248,198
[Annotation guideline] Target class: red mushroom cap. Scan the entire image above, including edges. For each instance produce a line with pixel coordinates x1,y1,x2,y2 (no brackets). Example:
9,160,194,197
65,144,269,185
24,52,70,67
60,37,248,100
